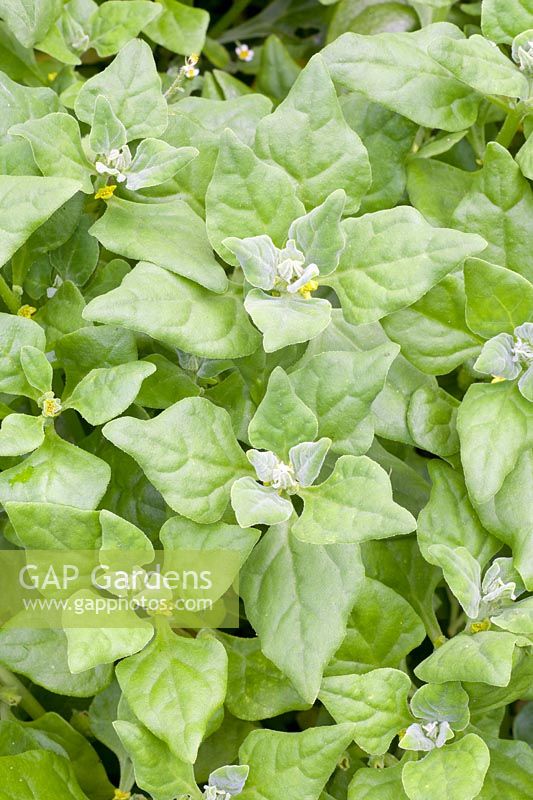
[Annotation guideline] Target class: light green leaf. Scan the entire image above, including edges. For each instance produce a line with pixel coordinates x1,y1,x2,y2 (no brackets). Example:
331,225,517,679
211,632,308,721
382,273,482,375
116,620,227,763
294,455,416,544
0,69,59,137
417,461,500,568
481,0,533,44
348,763,408,800
320,668,412,755
254,55,371,213
322,24,480,131
325,576,425,676
231,477,293,528
88,0,162,57
428,545,481,618
410,682,470,729
205,129,305,265
35,280,90,350
244,290,332,352
64,590,154,673
103,397,250,523
144,0,209,55
238,723,357,800
457,381,533,505
89,197,227,293
401,734,490,800
477,737,533,798
125,138,197,190
290,344,399,455
323,206,485,324
75,39,167,141
0,413,44,456
0,619,112,696
428,34,528,98
0,0,62,47
4,501,100,549
19,344,52,394
10,113,92,192
83,262,260,359
407,385,460,459
55,324,137,393
415,632,518,686
49,214,99,287
288,190,346,274
63,361,155,425
240,517,363,703
0,750,90,800
0,313,45,397
89,94,127,155
135,354,200,408
248,366,317,459
0,175,81,268
0,427,110,508
464,257,533,338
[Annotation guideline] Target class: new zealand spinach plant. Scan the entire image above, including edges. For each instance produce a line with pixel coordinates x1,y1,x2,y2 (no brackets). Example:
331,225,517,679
0,0,531,798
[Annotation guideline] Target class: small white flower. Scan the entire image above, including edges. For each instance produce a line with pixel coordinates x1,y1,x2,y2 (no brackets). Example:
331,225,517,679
38,391,62,418
247,449,299,492
95,145,131,182
183,65,200,79
235,43,254,62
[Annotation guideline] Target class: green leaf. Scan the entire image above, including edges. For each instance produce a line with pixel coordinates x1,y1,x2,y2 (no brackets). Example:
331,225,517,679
428,34,528,98
457,382,533,505
19,344,52,394
63,361,156,425
89,95,127,156
103,397,250,523
211,632,308,721
0,176,81,268
477,737,533,798
0,69,59,137
417,461,500,568
75,39,167,141
254,55,371,213
0,750,90,799
322,24,480,131
244,290,332,353
290,344,399,456
124,138,197,191
238,723,357,800
323,206,485,324
0,427,110,508
88,0,162,57
35,280,90,350
348,763,408,800
0,313,45,397
407,385,460,459
10,113,93,192
0,620,112,695
428,545,482,618
205,129,305,266
248,366,318,459
135,354,200,408
55,324,137,394
256,34,302,104
410,682,470,729
0,0,62,48
89,197,227,293
144,0,209,55
401,734,490,800
415,632,518,686
64,590,154,673
464,257,533,338
325,576,425,676
116,620,227,763
83,261,260,359
231,477,294,528
294,455,416,545
382,273,482,375
114,713,201,800
0,413,44,456
481,0,533,44
320,668,412,755
49,215,100,287
451,143,533,283
288,190,346,275
240,517,363,703
4,502,100,549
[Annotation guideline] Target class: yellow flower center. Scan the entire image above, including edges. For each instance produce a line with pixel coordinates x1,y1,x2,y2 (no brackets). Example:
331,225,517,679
95,184,117,201
39,392,62,418
298,279,319,300
113,791,131,800
470,618,491,633
17,304,36,318
47,71,58,82
491,375,506,383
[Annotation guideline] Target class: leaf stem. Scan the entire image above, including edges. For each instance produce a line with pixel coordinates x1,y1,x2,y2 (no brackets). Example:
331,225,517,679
210,0,254,38
0,666,46,719
0,272,20,313
495,104,524,148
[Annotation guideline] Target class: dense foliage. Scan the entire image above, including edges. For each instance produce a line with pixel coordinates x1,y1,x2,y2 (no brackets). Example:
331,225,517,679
0,0,532,798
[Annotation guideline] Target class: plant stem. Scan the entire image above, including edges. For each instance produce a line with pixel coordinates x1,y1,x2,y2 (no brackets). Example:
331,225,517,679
0,273,20,313
210,0,254,38
495,104,524,148
0,666,46,719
